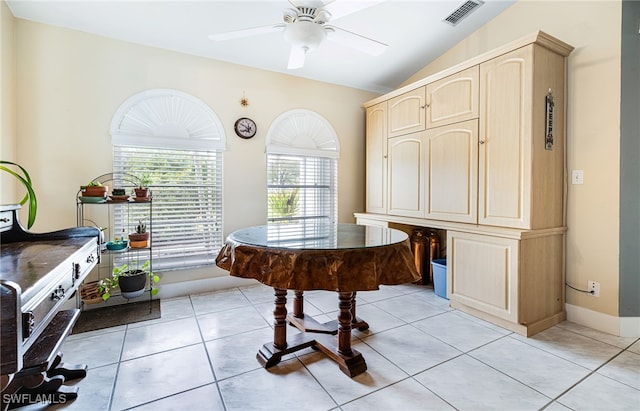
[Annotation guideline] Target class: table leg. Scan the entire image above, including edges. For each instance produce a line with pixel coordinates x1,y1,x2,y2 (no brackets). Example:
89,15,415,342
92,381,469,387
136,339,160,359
338,292,354,356
257,288,316,369
314,291,367,377
350,292,369,331
272,288,288,349
292,290,304,318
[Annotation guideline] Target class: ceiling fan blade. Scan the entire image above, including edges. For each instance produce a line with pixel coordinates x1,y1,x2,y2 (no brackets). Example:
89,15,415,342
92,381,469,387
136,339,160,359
209,24,285,41
287,47,307,69
288,0,336,10
326,26,387,55
323,0,386,21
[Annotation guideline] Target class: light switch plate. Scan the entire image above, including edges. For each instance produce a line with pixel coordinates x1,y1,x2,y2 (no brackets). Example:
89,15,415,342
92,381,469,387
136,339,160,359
571,170,584,185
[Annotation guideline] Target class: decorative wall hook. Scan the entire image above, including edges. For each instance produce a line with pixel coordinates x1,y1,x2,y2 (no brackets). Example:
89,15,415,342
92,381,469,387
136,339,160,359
240,91,249,108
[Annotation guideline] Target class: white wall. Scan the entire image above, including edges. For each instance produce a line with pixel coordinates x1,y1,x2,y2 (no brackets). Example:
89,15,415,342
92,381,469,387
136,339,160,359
7,16,376,285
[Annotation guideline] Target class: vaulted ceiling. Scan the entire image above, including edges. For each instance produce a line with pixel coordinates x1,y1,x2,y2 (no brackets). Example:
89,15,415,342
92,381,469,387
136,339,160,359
7,0,515,93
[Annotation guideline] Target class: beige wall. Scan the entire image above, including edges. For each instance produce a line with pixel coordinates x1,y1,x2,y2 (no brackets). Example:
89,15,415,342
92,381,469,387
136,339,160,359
8,16,376,282
404,0,622,319
1,1,17,204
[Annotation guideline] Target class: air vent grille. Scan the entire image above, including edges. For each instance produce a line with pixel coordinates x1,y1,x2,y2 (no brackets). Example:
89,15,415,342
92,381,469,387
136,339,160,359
443,0,484,26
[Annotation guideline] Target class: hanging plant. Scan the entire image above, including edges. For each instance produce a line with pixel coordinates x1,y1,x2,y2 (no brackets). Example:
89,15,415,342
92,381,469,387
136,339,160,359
0,160,37,228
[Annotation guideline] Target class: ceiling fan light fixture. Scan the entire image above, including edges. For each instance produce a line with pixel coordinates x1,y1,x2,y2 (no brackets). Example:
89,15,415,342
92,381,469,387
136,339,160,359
284,20,327,52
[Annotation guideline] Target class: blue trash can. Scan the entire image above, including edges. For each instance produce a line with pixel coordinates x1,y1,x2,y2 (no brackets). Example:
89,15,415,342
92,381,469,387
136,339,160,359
431,259,448,299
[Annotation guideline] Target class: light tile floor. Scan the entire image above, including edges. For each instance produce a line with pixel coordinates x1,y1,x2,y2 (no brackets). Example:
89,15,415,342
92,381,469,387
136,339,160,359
42,283,640,410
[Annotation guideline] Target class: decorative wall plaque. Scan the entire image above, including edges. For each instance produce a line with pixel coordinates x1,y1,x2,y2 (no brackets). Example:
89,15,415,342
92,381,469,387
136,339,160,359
545,89,555,150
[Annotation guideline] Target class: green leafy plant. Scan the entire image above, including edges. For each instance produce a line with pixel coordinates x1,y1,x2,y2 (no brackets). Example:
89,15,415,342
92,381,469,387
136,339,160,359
268,189,299,219
0,160,37,228
136,219,147,234
138,174,152,188
97,260,159,301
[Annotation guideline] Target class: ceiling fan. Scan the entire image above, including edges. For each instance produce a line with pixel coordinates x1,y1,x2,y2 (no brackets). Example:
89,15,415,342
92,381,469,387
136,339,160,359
208,0,387,70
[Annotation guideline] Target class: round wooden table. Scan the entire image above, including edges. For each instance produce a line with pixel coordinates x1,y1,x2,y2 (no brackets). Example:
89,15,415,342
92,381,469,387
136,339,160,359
215,223,419,377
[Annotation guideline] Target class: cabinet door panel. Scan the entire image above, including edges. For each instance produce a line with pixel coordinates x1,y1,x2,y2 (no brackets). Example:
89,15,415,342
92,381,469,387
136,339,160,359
479,46,533,228
388,88,426,137
366,102,387,214
387,132,425,217
426,66,479,129
449,231,518,322
426,120,478,223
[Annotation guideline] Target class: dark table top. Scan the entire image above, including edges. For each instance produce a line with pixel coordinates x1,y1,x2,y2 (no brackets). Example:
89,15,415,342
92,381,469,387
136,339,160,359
227,223,409,250
1,237,94,301
216,223,420,291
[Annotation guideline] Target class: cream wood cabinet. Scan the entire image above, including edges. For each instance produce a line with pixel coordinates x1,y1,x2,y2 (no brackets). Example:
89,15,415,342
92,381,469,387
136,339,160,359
426,120,478,223
448,229,565,336
387,66,480,137
426,66,479,129
365,102,388,214
478,44,567,230
359,31,573,336
388,87,426,137
387,132,426,218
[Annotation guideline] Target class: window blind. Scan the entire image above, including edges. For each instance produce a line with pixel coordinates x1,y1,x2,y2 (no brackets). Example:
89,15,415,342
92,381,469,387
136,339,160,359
113,146,223,271
267,154,337,240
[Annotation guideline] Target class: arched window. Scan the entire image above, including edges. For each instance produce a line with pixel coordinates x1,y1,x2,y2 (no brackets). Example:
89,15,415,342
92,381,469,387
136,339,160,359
265,109,339,236
110,89,226,271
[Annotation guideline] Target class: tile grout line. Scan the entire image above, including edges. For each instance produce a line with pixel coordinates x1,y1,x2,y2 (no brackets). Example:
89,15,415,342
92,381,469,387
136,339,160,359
107,323,130,411
540,336,640,410
190,293,229,411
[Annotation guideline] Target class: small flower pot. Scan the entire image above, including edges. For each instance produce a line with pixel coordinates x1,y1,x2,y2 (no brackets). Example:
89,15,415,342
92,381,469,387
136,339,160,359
118,270,147,299
134,188,149,199
83,185,108,197
129,232,150,248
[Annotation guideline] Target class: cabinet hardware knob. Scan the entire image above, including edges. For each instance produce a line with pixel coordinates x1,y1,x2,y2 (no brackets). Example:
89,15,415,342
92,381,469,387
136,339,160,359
51,285,65,301
479,140,485,144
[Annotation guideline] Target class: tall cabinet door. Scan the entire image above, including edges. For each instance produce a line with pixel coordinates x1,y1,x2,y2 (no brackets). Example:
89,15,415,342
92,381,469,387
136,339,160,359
426,66,479,129
426,120,478,223
388,87,426,137
365,102,388,214
479,46,533,229
387,131,426,218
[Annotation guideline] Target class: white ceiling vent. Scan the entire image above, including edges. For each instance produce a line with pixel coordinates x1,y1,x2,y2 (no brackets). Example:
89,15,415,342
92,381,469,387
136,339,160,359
443,0,484,26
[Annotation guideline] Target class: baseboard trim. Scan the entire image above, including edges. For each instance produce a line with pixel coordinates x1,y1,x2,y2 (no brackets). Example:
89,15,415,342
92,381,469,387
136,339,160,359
565,303,640,337
156,275,259,300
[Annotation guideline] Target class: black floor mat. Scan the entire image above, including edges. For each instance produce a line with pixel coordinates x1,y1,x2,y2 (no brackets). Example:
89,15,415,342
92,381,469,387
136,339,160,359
72,299,161,334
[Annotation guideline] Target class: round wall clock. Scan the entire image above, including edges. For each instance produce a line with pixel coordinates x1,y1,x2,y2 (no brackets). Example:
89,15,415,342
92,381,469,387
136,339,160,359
234,117,257,139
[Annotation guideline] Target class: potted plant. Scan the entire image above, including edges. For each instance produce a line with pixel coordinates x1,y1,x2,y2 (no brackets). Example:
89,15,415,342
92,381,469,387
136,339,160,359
82,180,108,197
0,160,37,228
98,260,159,300
129,219,149,248
134,174,152,199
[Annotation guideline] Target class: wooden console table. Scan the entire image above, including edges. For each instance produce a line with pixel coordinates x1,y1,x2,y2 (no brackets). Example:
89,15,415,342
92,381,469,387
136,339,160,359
1,204,99,409
216,223,419,377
